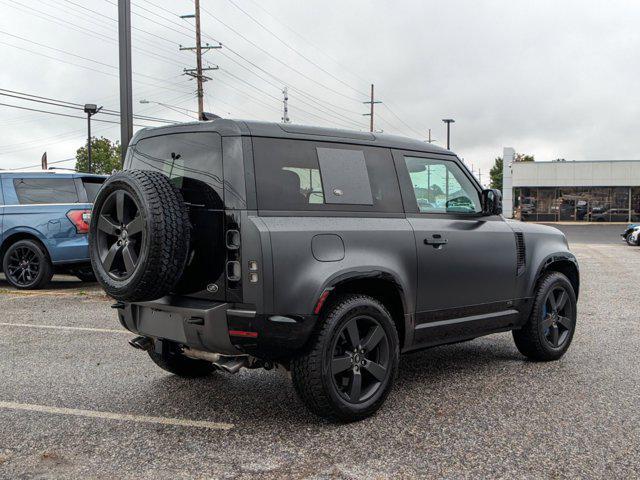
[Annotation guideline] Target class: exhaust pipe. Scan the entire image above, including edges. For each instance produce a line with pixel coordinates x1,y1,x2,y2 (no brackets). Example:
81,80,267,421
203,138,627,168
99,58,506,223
182,348,249,374
213,356,249,374
128,336,153,351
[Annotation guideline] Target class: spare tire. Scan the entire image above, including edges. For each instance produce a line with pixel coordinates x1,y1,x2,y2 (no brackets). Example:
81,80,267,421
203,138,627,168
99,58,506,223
89,170,190,302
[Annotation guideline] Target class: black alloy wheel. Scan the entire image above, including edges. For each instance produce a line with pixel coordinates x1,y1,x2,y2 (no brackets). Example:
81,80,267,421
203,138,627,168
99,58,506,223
541,286,573,349
331,315,390,403
2,239,53,290
6,244,40,287
291,294,399,422
96,190,145,280
513,271,577,361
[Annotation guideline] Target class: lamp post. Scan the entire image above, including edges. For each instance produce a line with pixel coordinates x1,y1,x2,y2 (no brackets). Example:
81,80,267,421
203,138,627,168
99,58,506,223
442,118,455,150
84,104,102,174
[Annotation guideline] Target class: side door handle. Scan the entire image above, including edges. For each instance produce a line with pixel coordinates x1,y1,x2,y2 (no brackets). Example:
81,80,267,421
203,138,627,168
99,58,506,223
424,233,448,248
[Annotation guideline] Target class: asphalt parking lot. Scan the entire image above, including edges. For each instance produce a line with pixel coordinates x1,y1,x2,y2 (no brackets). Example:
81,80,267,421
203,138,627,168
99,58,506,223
0,224,638,479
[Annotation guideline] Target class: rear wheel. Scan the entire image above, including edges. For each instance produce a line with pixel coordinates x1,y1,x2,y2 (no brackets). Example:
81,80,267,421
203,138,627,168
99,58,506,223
2,239,53,290
626,233,639,246
291,295,399,422
513,271,577,361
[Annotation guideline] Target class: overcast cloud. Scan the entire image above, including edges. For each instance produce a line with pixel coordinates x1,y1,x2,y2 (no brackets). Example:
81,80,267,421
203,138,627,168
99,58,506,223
1,0,639,180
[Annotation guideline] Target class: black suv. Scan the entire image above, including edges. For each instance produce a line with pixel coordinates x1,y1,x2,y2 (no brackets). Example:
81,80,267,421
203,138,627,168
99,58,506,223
89,120,579,421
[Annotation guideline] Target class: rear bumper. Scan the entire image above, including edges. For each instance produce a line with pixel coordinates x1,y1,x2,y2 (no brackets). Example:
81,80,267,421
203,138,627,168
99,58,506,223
117,296,317,359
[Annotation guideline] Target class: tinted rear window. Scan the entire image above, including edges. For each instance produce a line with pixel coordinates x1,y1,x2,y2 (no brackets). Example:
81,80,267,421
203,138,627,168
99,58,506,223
253,138,402,212
127,132,223,208
13,178,79,204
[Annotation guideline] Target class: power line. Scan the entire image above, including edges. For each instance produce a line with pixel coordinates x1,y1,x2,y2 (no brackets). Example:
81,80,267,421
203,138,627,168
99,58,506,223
0,37,193,98
198,5,367,104
215,68,363,129
243,0,370,85
223,0,367,97
380,103,425,138
113,0,367,124
0,89,176,124
2,0,190,69
0,102,156,128
6,157,76,171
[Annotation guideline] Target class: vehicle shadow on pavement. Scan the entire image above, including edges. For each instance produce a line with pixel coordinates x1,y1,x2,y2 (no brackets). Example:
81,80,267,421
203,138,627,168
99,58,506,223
129,336,525,426
397,337,524,383
0,275,98,292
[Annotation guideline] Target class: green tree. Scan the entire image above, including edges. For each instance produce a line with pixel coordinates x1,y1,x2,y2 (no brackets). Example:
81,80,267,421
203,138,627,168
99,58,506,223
489,157,503,190
75,137,121,174
514,153,534,162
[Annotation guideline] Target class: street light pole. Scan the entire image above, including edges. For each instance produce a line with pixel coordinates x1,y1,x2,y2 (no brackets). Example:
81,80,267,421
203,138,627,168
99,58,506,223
442,118,455,150
84,104,102,174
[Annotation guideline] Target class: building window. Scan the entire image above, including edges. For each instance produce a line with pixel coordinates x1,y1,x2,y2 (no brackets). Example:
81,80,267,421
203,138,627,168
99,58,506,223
515,186,633,222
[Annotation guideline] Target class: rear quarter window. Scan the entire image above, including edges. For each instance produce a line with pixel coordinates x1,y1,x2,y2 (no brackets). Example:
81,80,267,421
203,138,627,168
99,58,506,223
253,138,402,213
82,178,106,203
13,178,79,204
127,132,224,209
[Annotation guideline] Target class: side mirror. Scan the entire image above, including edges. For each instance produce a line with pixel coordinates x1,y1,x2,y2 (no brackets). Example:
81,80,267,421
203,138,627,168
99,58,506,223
482,189,503,216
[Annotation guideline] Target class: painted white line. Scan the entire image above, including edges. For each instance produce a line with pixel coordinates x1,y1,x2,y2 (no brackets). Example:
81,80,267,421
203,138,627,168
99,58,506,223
0,322,128,334
0,401,234,430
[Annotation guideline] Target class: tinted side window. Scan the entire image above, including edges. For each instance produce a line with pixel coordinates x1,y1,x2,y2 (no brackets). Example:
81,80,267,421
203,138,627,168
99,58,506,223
253,138,402,212
404,156,481,214
127,132,223,208
13,178,79,204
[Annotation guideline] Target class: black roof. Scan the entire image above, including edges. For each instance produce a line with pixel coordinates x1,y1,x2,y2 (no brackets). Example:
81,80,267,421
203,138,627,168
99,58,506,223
132,119,453,156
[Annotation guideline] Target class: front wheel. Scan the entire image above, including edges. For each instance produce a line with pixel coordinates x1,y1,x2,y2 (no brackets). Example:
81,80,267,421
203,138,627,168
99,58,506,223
2,239,53,290
513,271,577,361
291,294,399,422
626,232,639,246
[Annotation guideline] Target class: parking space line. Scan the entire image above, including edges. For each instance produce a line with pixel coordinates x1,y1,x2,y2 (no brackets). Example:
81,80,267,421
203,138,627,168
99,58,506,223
0,401,234,430
0,322,128,334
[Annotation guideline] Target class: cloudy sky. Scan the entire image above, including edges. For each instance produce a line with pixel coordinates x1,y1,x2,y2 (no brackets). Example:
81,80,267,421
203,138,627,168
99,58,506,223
0,0,639,181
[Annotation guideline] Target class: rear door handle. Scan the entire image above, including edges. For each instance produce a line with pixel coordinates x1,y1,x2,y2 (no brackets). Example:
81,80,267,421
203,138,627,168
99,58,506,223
424,234,448,247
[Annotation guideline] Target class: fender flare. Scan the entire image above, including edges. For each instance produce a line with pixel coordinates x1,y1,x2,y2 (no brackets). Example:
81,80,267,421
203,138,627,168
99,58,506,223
531,251,580,298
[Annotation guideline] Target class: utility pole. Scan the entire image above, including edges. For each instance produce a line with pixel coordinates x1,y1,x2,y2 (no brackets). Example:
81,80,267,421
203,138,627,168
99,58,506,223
426,128,436,143
181,0,221,120
442,118,455,149
282,87,290,123
362,84,381,132
118,0,133,164
478,169,482,187
84,104,102,174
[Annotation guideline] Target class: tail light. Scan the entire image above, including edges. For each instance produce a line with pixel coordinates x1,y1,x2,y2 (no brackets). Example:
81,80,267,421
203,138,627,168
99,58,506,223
67,209,91,234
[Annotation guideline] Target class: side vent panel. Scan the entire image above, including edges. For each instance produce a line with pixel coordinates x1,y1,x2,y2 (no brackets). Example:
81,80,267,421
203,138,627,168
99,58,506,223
515,232,526,276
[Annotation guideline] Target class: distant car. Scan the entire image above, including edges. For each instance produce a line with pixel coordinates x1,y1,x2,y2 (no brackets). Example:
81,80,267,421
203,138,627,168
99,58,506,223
0,170,107,289
622,224,640,246
591,208,630,222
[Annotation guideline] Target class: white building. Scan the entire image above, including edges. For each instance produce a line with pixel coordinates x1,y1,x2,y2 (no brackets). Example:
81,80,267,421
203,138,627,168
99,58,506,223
501,147,640,222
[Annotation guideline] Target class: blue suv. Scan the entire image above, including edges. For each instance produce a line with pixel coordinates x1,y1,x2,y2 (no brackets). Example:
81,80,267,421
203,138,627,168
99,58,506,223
0,171,106,289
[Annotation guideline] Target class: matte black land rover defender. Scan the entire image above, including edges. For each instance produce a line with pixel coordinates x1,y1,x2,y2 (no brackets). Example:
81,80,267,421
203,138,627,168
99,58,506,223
89,120,579,422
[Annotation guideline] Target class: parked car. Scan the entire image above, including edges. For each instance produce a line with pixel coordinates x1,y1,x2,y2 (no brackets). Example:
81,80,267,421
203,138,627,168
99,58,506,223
0,170,106,289
89,120,579,422
621,223,640,245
